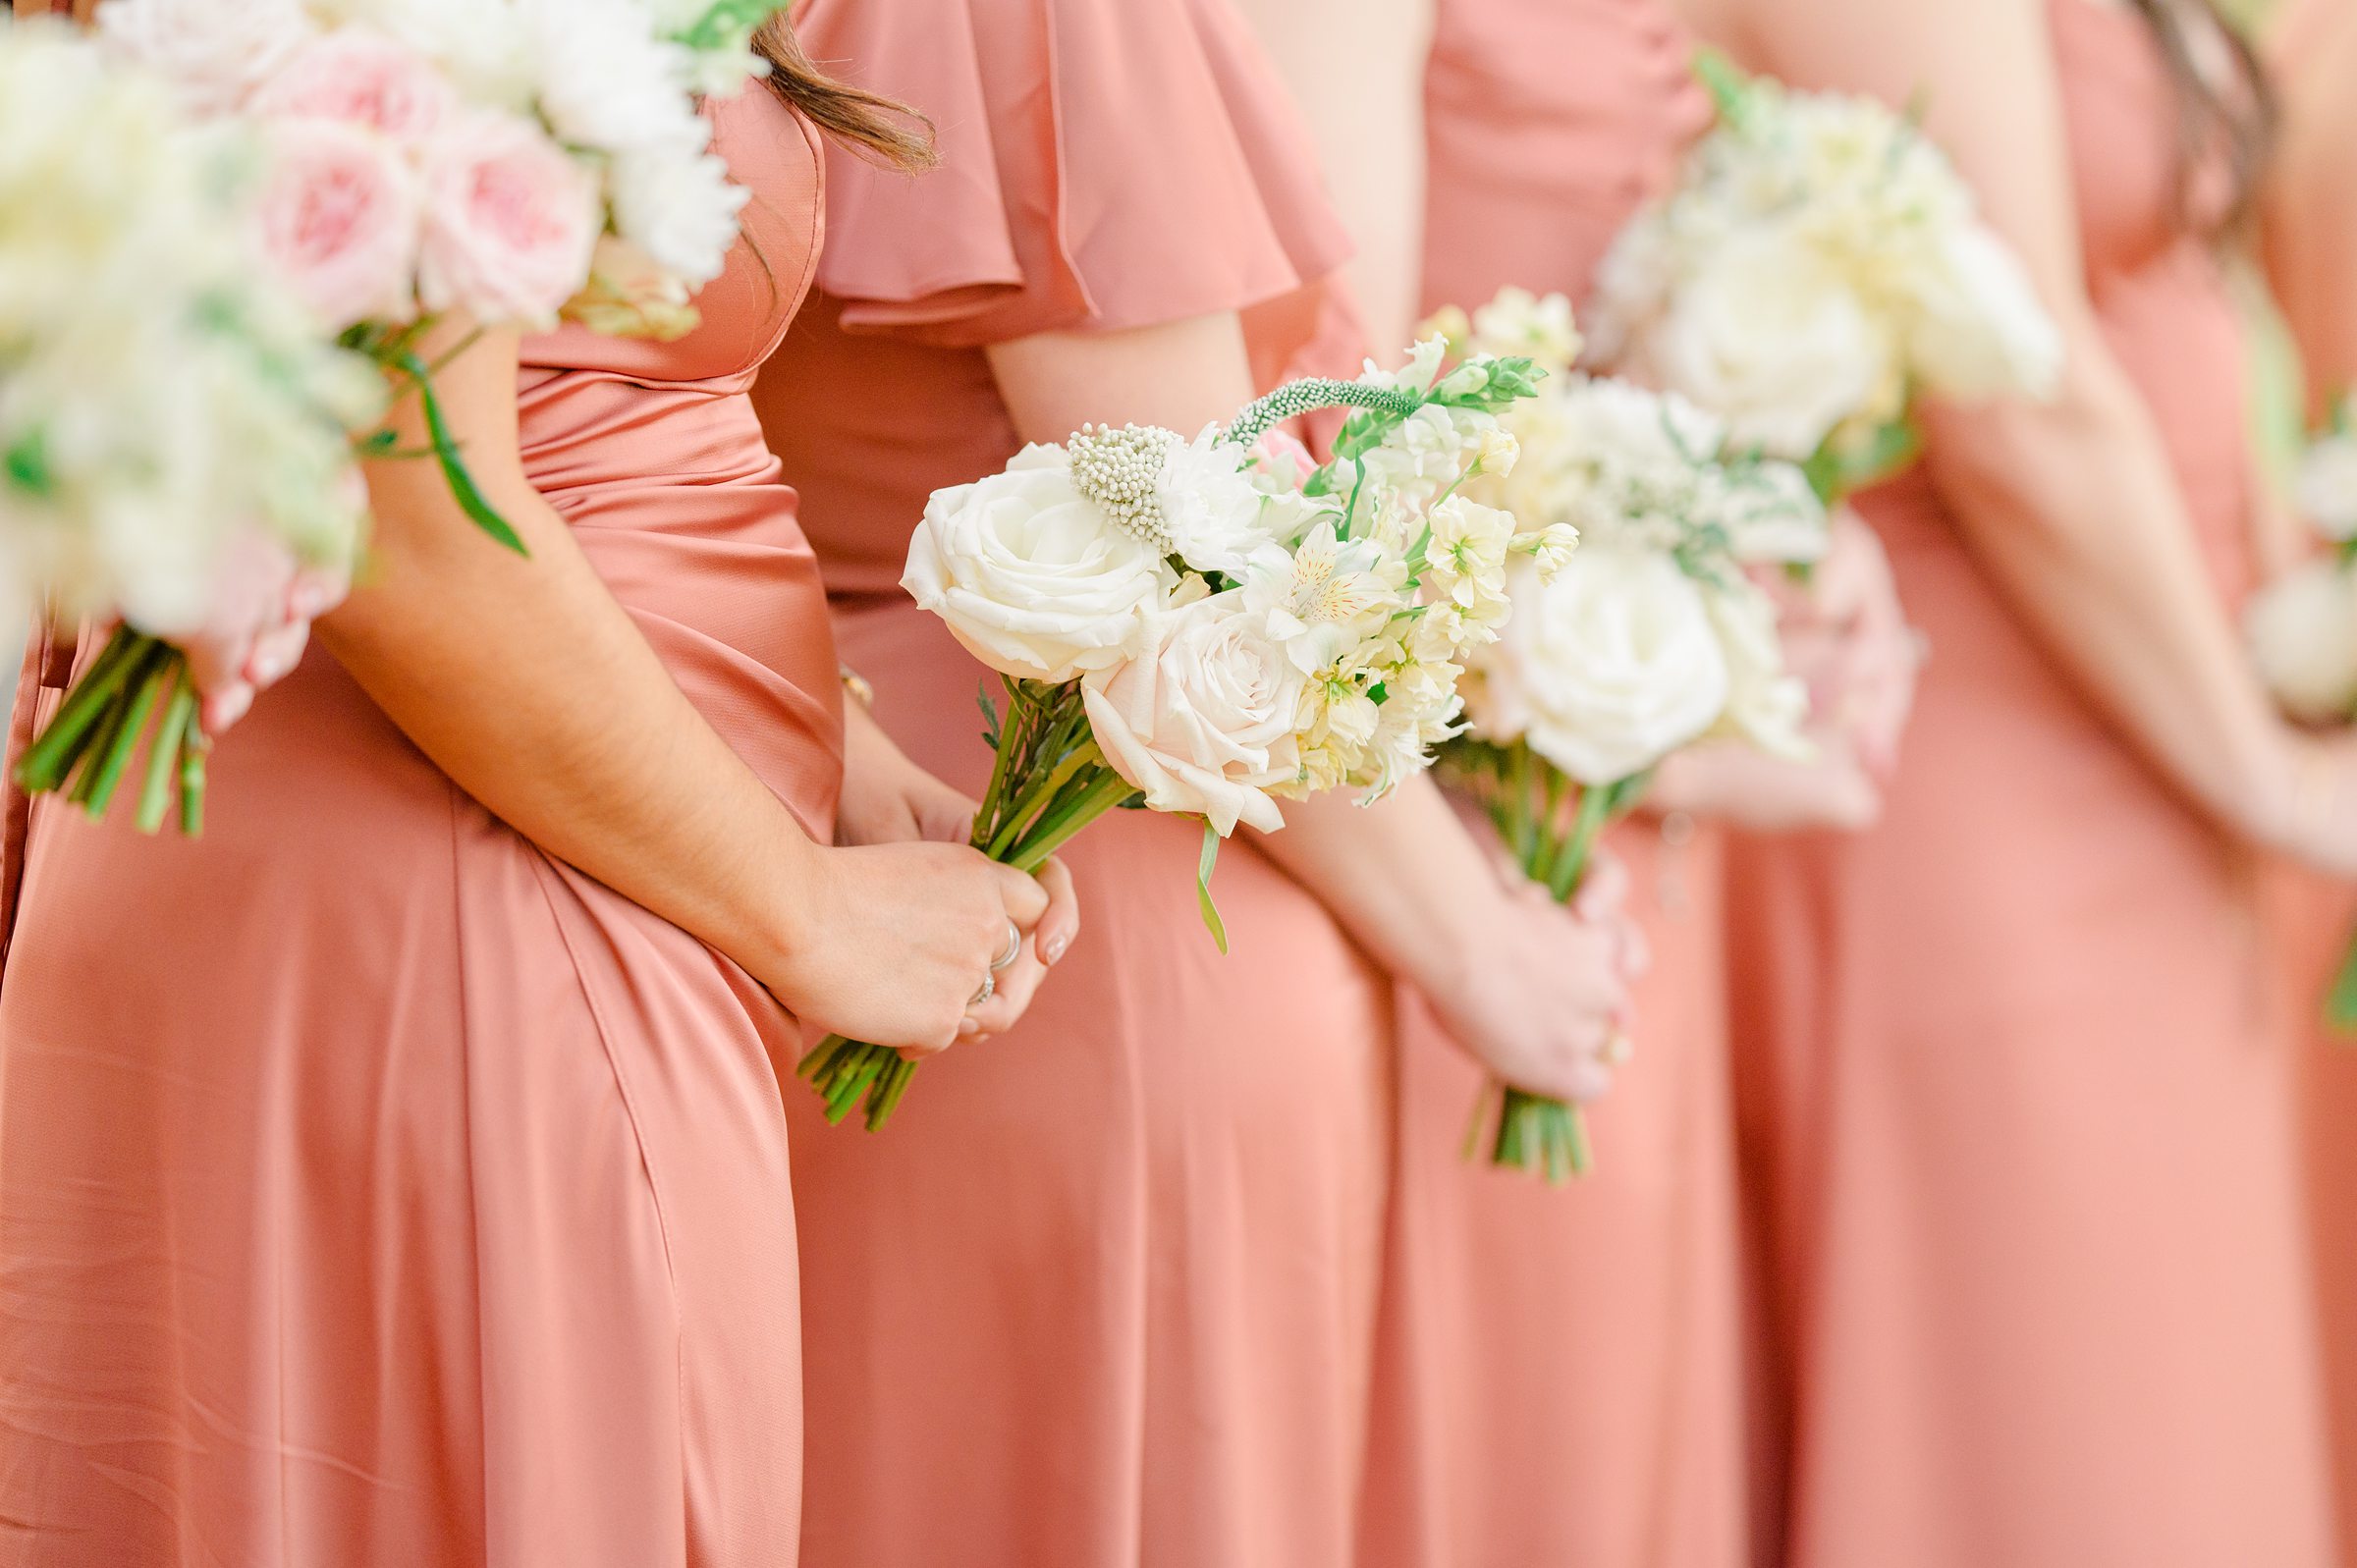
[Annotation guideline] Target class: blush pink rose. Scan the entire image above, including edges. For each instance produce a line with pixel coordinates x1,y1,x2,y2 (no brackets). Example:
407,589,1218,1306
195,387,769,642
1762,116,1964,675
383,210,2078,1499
416,109,602,327
255,119,422,331
183,532,353,734
248,28,456,146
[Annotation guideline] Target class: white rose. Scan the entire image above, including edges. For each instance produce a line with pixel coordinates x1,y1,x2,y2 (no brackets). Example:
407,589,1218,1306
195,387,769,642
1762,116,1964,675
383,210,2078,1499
903,446,1167,683
2248,558,2357,723
2298,433,2357,543
1906,225,2063,402
1635,224,1886,461
1703,577,1813,758
97,0,316,115
1501,547,1728,784
1081,585,1305,836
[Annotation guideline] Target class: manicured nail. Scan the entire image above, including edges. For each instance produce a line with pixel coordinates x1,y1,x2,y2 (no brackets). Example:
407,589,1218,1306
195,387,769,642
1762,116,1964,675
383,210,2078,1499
1043,932,1069,965
958,1018,982,1037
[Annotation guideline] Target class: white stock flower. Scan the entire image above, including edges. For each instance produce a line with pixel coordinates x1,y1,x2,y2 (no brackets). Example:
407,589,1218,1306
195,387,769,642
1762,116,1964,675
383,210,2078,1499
1490,547,1729,784
2298,432,2357,543
1082,585,1306,836
1468,287,1583,372
609,142,747,290
1634,225,1887,460
516,0,709,159
2248,559,2357,723
1156,427,1273,575
902,446,1168,683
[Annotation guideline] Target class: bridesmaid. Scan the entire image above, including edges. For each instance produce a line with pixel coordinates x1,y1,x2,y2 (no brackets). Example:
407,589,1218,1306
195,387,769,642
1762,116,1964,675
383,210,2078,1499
1261,3,1913,1564
751,2,1637,1565
2260,0,2357,1553
1710,0,2357,1562
0,23,1069,1567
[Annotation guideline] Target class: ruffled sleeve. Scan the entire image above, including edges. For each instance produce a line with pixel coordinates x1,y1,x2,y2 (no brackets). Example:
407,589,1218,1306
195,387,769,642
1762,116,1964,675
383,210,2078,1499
792,0,1357,352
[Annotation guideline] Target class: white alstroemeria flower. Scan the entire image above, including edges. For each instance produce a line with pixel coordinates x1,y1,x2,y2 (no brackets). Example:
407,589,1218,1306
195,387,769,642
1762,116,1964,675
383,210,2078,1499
1243,522,1402,674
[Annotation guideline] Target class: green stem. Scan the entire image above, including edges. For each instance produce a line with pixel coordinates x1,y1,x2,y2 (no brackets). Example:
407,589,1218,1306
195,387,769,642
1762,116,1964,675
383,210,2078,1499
1007,767,1137,874
178,732,207,837
986,735,1104,860
136,666,197,835
78,645,172,821
14,628,142,792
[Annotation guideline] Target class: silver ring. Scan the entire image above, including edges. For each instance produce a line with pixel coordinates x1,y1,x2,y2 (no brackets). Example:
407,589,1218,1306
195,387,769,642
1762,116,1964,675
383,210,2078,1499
969,971,996,1007
991,920,1022,973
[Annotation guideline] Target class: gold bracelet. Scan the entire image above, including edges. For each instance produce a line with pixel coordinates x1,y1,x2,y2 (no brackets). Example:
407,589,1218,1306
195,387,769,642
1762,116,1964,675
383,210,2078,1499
838,663,875,711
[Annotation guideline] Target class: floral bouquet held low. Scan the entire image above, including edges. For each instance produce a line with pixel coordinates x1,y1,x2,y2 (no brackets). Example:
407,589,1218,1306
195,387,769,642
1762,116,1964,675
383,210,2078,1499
2246,399,2357,1028
13,0,789,834
1586,50,2062,506
799,340,1571,1131
1438,290,1827,1180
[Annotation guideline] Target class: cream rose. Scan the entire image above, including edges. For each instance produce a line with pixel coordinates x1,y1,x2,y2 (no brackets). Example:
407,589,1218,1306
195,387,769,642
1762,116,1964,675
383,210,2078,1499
1081,586,1305,836
1502,547,1729,784
1703,577,1813,759
97,0,315,116
1635,224,1885,460
2248,558,2357,724
903,446,1168,683
415,108,600,326
1907,225,2064,402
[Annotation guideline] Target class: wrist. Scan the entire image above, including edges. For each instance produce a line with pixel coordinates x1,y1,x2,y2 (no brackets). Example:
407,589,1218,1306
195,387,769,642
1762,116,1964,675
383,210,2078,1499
739,815,831,989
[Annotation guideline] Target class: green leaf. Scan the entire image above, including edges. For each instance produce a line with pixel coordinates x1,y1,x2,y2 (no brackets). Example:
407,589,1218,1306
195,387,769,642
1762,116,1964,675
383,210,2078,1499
2329,927,2357,1035
1693,46,1753,126
396,351,530,557
669,0,786,50
3,428,54,497
1196,821,1231,954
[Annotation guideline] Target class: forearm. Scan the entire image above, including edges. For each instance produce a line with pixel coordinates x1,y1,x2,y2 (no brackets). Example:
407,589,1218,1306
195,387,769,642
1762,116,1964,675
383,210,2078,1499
321,345,816,981
2264,1,2357,397
1923,342,2300,839
1250,773,1510,995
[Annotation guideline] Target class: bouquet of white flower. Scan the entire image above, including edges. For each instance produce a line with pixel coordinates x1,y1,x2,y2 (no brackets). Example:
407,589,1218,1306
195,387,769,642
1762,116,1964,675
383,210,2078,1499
1,22,378,834
2245,399,2357,1029
1586,51,2061,504
799,340,1567,1130
16,0,791,833
1438,290,1825,1180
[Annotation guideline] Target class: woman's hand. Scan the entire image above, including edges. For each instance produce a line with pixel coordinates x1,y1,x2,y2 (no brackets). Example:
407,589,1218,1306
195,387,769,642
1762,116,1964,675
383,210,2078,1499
2260,731,2357,880
760,837,1063,1054
829,699,1081,1044
1423,842,1645,1106
1772,508,1923,783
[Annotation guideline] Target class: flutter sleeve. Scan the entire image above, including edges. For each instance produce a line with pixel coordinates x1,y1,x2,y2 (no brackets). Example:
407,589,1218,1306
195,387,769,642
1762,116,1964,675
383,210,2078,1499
793,0,1359,362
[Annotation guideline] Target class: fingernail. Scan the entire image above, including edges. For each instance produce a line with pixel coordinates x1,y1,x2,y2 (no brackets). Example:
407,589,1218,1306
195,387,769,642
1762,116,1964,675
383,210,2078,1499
1043,932,1069,965
958,1018,982,1037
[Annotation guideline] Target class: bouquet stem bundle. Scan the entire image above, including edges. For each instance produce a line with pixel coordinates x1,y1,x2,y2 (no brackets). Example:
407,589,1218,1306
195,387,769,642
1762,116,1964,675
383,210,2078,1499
1451,741,1649,1182
14,629,205,838
797,679,1144,1130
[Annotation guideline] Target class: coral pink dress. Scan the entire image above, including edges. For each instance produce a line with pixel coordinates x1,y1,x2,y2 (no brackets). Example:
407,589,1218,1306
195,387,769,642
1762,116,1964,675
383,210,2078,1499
749,5,1385,1567
1725,6,2338,1565
1356,6,1748,1567
0,90,835,1568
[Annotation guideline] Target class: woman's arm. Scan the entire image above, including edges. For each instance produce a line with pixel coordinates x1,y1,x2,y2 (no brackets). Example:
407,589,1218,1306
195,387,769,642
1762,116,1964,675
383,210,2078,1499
322,325,1055,1051
1222,0,1435,351
2264,0,2357,398
987,314,1634,1104
1719,0,2357,871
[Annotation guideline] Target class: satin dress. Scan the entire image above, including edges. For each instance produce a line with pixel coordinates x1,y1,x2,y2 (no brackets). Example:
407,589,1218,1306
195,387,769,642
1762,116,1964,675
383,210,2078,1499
0,89,837,1568
1725,6,2339,1564
751,3,1387,1566
1356,5,1748,1567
